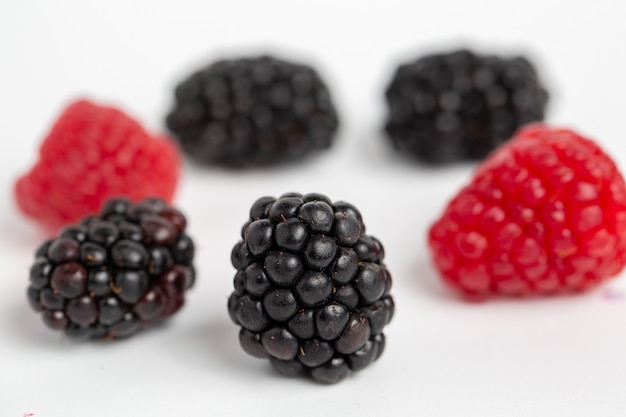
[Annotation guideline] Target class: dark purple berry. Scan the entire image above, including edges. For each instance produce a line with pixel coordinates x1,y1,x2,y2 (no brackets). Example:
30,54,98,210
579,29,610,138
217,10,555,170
264,251,304,287
269,197,303,222
109,312,141,339
114,270,149,304
295,271,333,307
331,284,359,310
333,201,363,225
298,201,334,233
310,357,350,384
50,262,87,298
229,193,393,383
374,333,386,360
348,339,379,371
141,215,177,245
101,198,132,217
354,235,384,263
231,241,255,271
303,193,332,204
25,198,194,341
239,329,269,359
250,196,276,220
384,50,548,163
29,258,52,290
333,212,362,245
166,56,339,166
67,296,98,326
298,338,334,367
160,207,187,233
228,293,240,324
261,327,299,360
59,225,88,243
303,235,337,269
287,309,316,339
171,234,194,265
87,221,120,247
354,263,387,303
99,296,126,326
40,288,65,310
243,263,272,297
329,248,359,285
235,295,271,332
147,246,174,276
47,237,80,263
335,311,371,354
263,289,298,322
119,221,143,242
363,299,390,335
270,358,304,377
160,265,191,298
27,287,42,311
134,287,167,321
42,310,68,330
80,242,107,267
66,325,94,341
316,303,349,340
111,240,148,269
275,218,309,251
35,239,53,258
245,219,274,256
88,268,112,297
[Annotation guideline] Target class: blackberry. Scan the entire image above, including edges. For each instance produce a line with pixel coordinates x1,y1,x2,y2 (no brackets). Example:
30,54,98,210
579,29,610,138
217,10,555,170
26,197,195,340
166,55,339,166
228,193,394,384
384,49,549,163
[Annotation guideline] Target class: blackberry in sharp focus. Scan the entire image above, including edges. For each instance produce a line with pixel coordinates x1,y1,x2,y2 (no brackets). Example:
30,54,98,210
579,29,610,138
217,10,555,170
166,55,339,166
26,197,195,340
385,49,549,163
228,193,394,384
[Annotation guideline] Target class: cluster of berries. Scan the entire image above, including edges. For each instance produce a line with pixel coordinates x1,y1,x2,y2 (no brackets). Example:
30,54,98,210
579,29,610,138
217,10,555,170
13,48,626,385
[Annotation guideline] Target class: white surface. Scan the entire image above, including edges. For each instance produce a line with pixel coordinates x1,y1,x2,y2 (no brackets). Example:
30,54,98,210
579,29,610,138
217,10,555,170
2,1,626,416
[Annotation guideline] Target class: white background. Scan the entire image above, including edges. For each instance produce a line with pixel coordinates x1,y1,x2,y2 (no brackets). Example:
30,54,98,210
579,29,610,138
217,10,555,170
2,1,626,416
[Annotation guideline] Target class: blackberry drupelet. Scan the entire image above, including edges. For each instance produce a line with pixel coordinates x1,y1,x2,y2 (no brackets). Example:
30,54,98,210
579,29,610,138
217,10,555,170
166,55,339,166
385,49,549,163
27,197,195,340
228,193,394,384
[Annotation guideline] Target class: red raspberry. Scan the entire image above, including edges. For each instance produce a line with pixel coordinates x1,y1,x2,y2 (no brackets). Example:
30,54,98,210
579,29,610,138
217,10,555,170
428,124,626,297
15,100,180,232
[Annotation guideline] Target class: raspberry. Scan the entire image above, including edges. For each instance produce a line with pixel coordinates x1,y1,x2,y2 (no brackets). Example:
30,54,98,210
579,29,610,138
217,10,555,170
27,197,195,340
228,193,394,383
385,49,549,163
15,100,180,232
166,55,339,166
428,124,626,296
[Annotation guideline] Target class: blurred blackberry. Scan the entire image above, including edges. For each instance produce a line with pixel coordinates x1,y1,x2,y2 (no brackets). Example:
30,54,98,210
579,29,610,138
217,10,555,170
166,55,339,166
384,49,549,163
228,192,394,384
27,197,195,341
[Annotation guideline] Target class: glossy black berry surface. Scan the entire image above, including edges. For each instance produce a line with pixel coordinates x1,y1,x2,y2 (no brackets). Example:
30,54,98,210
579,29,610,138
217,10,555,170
228,193,394,384
166,55,339,166
26,197,195,341
385,49,549,163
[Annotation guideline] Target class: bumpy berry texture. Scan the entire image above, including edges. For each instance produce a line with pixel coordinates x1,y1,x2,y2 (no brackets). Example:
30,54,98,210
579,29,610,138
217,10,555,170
15,100,180,231
228,193,394,384
166,55,339,166
385,49,549,163
429,125,626,296
26,197,195,340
